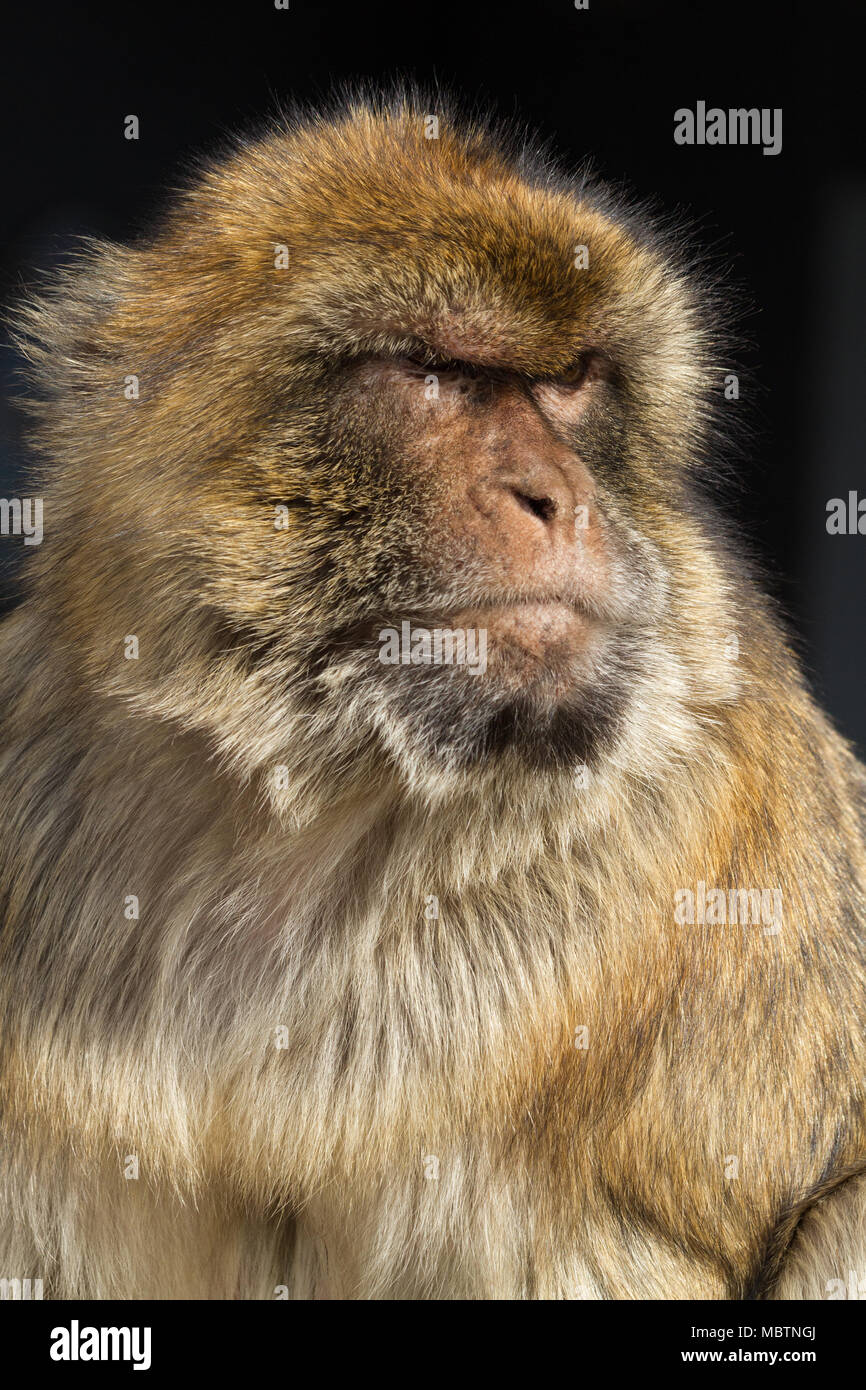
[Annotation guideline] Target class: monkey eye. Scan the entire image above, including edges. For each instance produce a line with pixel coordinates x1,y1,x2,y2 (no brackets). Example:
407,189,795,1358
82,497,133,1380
544,355,595,390
401,351,483,379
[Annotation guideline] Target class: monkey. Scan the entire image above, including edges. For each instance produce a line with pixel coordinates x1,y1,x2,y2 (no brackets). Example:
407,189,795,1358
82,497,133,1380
0,89,864,1301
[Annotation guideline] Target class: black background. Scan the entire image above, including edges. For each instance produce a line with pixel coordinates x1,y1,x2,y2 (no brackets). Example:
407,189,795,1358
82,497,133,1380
1,0,863,750
7,1299,856,1374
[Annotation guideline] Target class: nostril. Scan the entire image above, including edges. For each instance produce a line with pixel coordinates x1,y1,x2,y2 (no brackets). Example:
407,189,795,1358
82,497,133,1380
512,489,557,525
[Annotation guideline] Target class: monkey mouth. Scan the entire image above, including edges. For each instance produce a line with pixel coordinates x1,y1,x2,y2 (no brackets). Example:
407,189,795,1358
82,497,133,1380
398,597,602,683
317,594,608,693
448,598,592,652
370,596,614,709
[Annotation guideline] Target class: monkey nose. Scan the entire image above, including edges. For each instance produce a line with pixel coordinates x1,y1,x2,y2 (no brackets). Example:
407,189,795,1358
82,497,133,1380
460,455,605,597
509,486,559,527
494,474,576,576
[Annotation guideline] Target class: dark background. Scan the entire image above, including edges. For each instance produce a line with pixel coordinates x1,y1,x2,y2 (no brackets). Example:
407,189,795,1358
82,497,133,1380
1,0,863,750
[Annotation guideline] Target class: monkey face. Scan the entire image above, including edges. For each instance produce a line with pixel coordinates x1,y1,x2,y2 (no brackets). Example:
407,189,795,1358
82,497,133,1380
21,102,726,794
222,117,708,783
303,349,664,774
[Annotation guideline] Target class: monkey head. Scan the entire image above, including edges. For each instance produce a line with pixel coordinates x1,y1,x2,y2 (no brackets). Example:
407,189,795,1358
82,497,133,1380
18,96,738,807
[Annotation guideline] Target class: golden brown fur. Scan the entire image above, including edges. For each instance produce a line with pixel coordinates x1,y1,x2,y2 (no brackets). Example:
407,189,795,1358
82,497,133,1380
1,92,865,1299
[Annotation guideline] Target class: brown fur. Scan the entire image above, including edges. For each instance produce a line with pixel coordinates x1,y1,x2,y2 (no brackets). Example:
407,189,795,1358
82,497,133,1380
1,92,865,1299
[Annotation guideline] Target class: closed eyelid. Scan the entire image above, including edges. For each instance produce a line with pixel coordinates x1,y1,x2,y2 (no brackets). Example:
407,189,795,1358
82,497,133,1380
404,353,482,376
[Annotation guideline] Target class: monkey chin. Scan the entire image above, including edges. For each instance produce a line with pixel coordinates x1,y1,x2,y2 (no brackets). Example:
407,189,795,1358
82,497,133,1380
372,607,635,777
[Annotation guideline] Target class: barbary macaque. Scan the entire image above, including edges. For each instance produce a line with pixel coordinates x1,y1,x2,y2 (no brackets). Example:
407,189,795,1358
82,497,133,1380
1,94,864,1300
